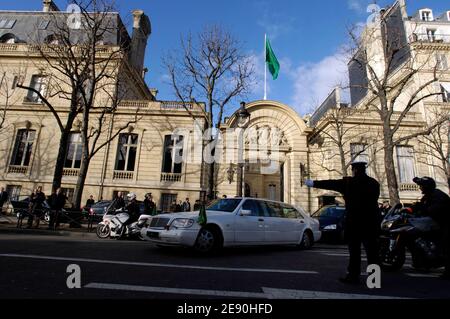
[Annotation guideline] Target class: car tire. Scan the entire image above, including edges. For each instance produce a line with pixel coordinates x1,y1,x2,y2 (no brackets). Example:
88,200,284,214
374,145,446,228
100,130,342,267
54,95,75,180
299,230,314,250
194,227,222,254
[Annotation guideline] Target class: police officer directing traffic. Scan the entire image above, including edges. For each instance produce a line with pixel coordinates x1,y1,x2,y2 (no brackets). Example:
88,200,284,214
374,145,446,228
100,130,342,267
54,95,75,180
305,161,381,284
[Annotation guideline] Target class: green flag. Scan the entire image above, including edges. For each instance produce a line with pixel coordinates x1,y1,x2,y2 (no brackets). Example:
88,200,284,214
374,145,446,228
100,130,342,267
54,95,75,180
266,37,280,80
197,204,207,226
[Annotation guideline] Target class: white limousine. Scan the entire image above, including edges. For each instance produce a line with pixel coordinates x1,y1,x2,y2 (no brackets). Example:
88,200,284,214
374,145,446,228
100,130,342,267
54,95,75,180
141,198,321,254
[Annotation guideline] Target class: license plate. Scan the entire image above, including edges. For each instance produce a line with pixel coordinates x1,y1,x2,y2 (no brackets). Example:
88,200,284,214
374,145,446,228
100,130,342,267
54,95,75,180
147,231,159,239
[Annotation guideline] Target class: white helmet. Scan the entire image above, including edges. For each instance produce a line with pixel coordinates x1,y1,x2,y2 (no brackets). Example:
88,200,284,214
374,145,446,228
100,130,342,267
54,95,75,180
127,192,137,200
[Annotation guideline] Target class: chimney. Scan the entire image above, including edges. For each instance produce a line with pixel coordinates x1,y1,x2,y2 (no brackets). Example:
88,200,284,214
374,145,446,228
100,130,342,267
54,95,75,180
129,10,151,77
43,0,60,12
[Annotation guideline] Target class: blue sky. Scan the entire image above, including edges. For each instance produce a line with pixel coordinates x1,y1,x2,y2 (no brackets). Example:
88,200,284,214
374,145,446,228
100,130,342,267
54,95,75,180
1,0,449,116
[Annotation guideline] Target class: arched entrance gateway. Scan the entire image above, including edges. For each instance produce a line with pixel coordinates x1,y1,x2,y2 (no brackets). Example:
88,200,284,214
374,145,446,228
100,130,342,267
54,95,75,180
217,100,312,209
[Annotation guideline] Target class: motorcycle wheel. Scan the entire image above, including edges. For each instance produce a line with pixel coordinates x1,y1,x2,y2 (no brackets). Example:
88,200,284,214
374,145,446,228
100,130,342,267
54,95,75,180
379,245,406,272
96,224,110,239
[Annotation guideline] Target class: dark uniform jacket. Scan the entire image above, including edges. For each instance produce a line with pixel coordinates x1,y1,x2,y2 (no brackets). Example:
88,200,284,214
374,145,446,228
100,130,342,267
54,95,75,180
143,198,155,214
126,199,140,223
314,175,381,237
414,189,450,227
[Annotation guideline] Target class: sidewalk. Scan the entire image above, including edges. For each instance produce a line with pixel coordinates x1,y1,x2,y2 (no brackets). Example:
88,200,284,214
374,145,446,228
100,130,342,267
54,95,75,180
0,214,97,239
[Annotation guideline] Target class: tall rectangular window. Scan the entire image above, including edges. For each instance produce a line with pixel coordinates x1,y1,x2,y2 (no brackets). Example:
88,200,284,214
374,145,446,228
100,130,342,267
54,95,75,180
441,83,450,102
436,54,448,71
160,193,177,212
6,185,21,201
64,133,82,169
10,129,36,167
115,134,138,172
396,146,416,184
26,75,47,103
350,143,369,163
162,135,184,174
427,29,436,42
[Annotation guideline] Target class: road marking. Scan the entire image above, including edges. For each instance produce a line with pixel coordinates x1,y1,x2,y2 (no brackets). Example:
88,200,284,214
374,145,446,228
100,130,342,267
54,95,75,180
85,283,411,299
405,273,439,278
0,253,318,275
85,283,266,298
261,287,411,299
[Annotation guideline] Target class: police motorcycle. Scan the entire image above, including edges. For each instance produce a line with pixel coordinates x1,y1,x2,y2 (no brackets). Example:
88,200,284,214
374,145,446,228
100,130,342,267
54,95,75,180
379,204,445,271
96,196,151,240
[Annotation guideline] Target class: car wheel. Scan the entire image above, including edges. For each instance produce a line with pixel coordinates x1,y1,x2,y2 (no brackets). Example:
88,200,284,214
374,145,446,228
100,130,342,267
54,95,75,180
194,227,221,254
299,230,314,250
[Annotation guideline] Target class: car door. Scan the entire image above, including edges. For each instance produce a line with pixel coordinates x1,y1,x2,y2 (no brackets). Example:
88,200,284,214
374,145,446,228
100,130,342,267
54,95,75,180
233,199,265,244
262,201,303,243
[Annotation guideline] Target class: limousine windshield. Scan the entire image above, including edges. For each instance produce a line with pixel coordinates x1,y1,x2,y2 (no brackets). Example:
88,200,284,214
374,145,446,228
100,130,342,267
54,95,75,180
207,198,242,213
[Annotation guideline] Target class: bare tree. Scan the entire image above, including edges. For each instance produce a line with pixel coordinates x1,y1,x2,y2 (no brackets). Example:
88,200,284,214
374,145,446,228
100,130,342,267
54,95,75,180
0,67,25,132
309,106,382,178
416,106,450,189
347,12,448,204
163,25,255,199
16,0,144,208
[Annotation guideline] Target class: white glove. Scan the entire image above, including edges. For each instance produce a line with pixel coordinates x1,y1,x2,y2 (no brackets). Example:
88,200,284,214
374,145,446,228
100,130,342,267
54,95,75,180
305,179,314,188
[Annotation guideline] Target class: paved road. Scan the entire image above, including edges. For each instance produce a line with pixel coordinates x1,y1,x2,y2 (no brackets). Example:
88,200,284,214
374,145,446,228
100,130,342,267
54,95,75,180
0,233,449,300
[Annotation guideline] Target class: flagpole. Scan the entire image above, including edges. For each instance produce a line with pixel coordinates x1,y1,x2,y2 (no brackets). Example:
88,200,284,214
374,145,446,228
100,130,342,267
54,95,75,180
264,33,267,101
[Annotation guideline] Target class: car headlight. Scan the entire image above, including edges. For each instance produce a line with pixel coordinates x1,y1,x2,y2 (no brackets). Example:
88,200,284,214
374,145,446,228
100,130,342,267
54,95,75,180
324,224,337,230
170,218,195,229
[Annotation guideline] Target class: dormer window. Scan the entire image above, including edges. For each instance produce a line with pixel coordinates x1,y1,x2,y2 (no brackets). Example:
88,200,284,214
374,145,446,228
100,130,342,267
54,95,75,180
420,10,433,21
0,19,16,29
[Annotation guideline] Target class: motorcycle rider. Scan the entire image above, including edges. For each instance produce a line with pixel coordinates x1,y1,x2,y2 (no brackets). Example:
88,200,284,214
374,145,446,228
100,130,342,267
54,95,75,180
118,192,140,238
305,161,381,284
412,177,450,279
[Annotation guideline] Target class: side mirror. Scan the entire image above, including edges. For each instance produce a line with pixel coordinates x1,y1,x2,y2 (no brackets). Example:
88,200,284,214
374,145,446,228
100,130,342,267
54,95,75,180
240,209,252,216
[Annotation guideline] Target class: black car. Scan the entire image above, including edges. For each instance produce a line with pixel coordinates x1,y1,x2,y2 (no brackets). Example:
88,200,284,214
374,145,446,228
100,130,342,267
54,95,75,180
84,199,149,222
312,205,347,243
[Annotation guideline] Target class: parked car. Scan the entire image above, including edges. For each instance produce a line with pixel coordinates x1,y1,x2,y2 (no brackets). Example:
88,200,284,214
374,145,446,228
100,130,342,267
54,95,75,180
84,199,152,223
311,205,346,243
141,198,321,254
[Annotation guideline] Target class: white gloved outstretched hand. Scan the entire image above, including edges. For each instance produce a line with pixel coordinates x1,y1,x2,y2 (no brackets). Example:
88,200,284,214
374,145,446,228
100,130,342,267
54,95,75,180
305,179,314,188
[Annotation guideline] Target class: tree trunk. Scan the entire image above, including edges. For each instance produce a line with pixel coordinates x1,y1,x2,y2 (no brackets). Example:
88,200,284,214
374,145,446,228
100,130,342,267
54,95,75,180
73,156,90,210
52,128,72,192
339,145,348,177
384,142,400,204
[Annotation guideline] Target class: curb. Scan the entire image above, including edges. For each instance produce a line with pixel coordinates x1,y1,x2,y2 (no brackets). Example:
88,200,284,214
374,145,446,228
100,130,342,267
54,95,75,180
0,226,98,239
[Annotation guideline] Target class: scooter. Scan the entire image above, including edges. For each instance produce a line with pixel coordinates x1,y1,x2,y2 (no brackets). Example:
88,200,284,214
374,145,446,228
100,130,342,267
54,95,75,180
96,208,151,240
379,204,444,271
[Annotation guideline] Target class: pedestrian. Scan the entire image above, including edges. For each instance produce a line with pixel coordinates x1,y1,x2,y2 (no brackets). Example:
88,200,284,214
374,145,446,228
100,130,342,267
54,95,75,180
379,200,391,217
49,188,67,230
0,187,8,214
143,193,156,215
305,161,381,284
114,192,126,210
193,199,201,211
412,177,450,280
182,198,191,212
27,186,46,229
85,195,95,208
176,201,183,212
222,195,228,199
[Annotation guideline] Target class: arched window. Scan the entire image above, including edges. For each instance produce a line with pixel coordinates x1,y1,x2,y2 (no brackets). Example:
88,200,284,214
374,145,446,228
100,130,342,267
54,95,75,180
44,34,59,45
0,33,17,44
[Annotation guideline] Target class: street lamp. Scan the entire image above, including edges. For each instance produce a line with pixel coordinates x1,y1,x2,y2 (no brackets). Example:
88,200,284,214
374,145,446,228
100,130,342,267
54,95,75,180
236,102,250,197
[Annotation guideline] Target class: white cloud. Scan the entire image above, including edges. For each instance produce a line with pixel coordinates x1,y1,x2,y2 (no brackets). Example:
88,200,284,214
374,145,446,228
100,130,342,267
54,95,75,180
348,0,364,12
290,50,350,115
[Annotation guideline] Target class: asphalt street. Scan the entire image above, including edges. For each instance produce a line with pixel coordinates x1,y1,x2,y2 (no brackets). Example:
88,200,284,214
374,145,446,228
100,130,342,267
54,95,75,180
0,232,449,300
